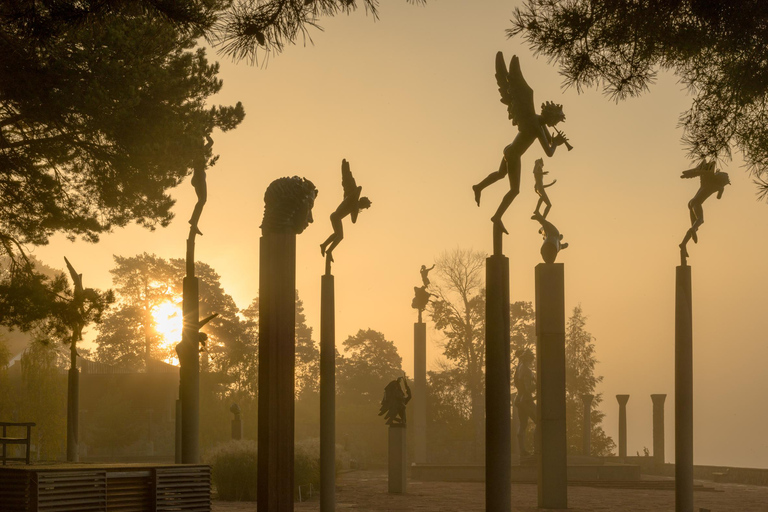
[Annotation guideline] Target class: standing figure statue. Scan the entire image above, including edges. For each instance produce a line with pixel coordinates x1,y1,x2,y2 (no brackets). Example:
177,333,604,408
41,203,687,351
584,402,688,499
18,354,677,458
514,348,537,457
320,159,371,263
420,264,435,287
679,160,730,264
378,374,412,425
532,212,568,264
531,158,557,219
189,134,214,236
472,52,570,234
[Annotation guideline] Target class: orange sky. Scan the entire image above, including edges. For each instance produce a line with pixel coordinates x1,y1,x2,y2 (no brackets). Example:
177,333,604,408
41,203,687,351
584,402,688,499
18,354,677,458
28,0,768,468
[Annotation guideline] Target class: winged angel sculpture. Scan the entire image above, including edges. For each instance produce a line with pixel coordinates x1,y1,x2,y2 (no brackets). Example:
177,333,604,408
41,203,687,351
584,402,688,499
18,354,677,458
320,159,371,263
679,160,730,264
473,52,569,234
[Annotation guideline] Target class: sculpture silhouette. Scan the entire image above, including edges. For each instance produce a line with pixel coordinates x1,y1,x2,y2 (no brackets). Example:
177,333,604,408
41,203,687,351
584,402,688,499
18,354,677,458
320,159,371,263
679,160,730,265
532,212,568,263
260,176,318,235
420,264,435,287
378,375,412,425
514,348,537,457
531,158,557,219
411,285,433,323
472,52,569,235
188,135,214,236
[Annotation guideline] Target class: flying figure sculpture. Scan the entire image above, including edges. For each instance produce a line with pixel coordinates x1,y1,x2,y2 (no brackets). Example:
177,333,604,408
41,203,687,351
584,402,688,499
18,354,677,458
320,159,371,263
472,52,570,235
679,160,730,265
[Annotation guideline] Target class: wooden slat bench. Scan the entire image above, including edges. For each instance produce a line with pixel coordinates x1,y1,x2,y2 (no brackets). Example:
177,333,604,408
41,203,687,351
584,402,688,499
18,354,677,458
1,422,35,465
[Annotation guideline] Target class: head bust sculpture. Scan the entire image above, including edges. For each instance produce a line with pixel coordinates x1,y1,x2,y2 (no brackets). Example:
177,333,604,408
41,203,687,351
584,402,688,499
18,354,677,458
261,176,318,235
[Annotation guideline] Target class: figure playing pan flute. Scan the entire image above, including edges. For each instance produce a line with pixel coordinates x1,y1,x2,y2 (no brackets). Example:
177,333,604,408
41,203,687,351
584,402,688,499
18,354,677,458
320,159,371,262
679,160,730,264
473,52,570,234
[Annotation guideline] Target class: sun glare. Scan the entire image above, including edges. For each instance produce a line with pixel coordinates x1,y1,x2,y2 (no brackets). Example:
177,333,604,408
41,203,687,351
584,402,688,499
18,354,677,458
151,300,182,364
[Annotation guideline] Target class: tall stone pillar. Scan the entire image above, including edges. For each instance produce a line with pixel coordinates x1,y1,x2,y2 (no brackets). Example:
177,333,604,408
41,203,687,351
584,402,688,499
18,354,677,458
388,424,407,493
535,263,567,509
179,275,200,463
485,253,511,512
413,322,427,464
257,234,297,512
616,394,630,459
675,265,693,512
174,397,181,463
320,274,336,512
66,364,79,462
651,394,666,466
582,394,594,456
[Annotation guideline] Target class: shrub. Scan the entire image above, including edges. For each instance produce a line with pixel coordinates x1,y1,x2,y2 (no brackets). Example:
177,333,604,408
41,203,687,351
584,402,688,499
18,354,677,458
205,440,258,501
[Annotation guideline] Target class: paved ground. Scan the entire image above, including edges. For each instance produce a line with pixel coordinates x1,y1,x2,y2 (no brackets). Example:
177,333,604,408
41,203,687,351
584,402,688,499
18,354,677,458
213,469,768,511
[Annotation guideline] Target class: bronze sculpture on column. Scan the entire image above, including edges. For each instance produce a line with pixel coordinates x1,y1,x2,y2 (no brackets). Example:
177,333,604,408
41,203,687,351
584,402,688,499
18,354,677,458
472,52,570,237
679,160,730,265
381,375,412,494
258,176,317,512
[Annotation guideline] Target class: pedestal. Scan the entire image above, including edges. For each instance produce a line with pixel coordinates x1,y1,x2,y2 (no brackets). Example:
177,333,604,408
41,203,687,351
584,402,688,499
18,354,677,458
180,276,200,463
651,394,667,466
388,424,407,494
320,274,336,512
231,418,242,440
66,367,79,462
257,234,296,512
485,254,511,512
413,322,427,464
535,263,567,509
616,395,630,459
582,394,594,456
675,265,693,512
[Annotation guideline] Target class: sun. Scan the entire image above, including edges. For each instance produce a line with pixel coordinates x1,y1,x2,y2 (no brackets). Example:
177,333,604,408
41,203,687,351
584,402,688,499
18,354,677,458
151,300,182,363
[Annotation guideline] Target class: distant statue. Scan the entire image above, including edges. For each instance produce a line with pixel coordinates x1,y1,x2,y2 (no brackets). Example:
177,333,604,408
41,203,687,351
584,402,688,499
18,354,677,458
189,134,214,236
230,403,241,421
260,176,318,235
420,264,435,287
514,348,537,457
531,158,557,219
320,159,371,262
411,285,433,323
472,52,570,234
378,374,412,426
532,212,568,263
679,160,730,264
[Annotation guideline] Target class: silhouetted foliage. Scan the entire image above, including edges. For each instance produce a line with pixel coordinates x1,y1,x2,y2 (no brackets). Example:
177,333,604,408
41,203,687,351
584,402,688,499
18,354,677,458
0,1,244,293
510,0,768,199
564,305,614,456
428,248,486,462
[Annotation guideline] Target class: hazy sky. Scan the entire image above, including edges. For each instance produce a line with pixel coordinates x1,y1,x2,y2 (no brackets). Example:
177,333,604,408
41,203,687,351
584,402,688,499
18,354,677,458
27,0,768,468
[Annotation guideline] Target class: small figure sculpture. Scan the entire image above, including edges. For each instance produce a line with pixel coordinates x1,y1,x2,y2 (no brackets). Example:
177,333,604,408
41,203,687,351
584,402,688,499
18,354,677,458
189,135,214,236
411,285,433,323
320,159,371,263
514,348,537,457
531,158,557,219
679,160,730,265
378,374,412,425
532,212,568,263
472,52,570,235
260,176,318,235
230,403,241,421
420,264,435,287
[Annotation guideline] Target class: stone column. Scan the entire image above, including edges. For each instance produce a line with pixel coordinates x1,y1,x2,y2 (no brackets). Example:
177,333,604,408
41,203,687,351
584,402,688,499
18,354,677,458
651,394,666,466
257,234,296,512
675,265,693,512
485,253,511,512
174,397,181,463
320,273,336,512
582,394,594,456
388,424,407,493
66,364,79,462
413,322,427,464
179,275,200,463
616,395,630,459
535,263,567,510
